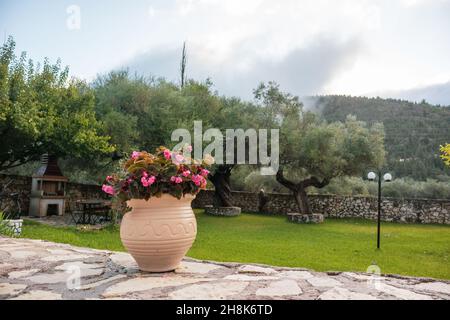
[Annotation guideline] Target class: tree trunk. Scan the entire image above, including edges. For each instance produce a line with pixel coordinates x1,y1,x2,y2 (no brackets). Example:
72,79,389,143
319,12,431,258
293,188,311,215
258,189,269,213
276,168,329,215
209,165,234,207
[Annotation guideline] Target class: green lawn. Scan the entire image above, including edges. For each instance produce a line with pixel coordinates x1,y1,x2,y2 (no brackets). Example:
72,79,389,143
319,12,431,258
21,210,450,280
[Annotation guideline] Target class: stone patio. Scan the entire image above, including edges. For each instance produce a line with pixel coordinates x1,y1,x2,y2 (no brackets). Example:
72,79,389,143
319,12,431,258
0,237,449,300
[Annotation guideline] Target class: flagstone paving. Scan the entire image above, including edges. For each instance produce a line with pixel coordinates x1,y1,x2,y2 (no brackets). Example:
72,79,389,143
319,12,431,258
0,237,449,300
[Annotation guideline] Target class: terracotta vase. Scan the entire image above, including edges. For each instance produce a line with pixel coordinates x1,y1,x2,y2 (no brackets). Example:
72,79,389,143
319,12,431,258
120,194,197,272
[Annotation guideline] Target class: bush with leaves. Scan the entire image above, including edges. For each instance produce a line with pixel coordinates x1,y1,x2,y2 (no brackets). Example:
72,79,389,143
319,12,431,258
0,211,13,237
441,144,450,167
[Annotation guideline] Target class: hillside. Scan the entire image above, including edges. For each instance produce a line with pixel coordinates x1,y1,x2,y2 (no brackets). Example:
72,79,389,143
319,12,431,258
311,96,450,180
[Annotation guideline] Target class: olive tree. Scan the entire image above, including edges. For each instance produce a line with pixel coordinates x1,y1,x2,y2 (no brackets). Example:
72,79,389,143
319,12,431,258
0,37,114,172
255,83,385,215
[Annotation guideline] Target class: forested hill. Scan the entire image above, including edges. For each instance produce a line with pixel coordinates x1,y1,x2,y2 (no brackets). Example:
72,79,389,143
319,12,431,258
312,96,450,180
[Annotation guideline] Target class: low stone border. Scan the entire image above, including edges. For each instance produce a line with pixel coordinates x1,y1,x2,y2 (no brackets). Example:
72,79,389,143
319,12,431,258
3,220,23,236
288,213,324,224
193,190,450,224
204,205,241,217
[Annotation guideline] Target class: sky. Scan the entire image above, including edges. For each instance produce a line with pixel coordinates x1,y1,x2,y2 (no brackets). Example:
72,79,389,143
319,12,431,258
1,0,450,105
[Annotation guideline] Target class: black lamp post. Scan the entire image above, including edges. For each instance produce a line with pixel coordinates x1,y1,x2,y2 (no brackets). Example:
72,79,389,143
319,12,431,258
367,171,392,249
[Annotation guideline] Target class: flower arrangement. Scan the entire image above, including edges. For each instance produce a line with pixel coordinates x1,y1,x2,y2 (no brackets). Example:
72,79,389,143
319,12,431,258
102,146,214,201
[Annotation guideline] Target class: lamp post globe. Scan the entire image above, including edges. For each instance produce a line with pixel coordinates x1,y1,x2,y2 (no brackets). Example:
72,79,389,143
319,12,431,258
383,173,392,182
367,172,376,181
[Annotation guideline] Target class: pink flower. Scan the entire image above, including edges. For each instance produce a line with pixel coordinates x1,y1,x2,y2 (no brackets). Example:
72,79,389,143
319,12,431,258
147,175,156,185
141,176,150,187
106,175,113,182
142,171,148,178
182,170,191,177
170,176,183,184
200,169,209,177
131,151,140,160
141,175,156,187
173,153,185,164
191,174,207,188
102,184,115,195
185,145,193,152
163,149,171,160
191,174,203,186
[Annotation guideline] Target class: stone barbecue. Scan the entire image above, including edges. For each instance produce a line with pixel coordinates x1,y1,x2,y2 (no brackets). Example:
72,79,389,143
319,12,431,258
29,155,68,217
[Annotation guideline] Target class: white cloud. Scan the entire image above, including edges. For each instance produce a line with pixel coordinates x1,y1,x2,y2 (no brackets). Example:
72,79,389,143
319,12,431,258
123,35,364,99
400,0,449,7
108,0,450,102
148,6,156,17
372,81,450,106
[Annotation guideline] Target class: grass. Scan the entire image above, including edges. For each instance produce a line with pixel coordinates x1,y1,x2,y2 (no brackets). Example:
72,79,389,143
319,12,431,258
20,210,450,280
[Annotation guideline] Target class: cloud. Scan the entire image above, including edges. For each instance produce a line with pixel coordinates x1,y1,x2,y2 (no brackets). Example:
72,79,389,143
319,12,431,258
83,0,449,102
400,0,450,7
375,82,450,106
121,35,364,100
108,0,382,99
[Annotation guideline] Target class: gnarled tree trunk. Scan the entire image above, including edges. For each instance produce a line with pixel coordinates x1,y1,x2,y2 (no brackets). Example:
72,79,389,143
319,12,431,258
292,188,310,214
208,164,235,207
276,168,329,215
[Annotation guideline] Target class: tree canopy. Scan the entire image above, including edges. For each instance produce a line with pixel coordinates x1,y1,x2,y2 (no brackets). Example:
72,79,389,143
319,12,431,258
0,37,114,172
91,77,387,211
92,71,263,204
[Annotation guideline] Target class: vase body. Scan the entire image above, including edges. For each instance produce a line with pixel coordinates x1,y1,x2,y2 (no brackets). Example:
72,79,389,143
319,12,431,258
120,194,196,272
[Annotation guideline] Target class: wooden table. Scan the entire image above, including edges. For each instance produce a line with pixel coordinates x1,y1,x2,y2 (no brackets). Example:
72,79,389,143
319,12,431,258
75,199,111,225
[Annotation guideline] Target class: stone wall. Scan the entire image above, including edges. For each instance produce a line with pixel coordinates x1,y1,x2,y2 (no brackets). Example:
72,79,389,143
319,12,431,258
1,174,449,224
65,181,108,211
0,174,31,216
0,174,106,216
192,190,450,224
